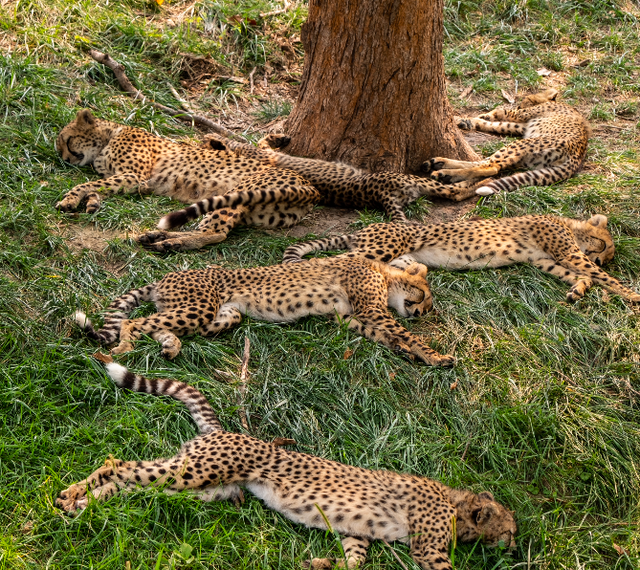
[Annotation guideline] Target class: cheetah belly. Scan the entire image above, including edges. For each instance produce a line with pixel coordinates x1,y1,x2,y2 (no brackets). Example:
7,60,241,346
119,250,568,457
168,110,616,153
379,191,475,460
227,288,353,323
407,247,514,270
245,480,409,542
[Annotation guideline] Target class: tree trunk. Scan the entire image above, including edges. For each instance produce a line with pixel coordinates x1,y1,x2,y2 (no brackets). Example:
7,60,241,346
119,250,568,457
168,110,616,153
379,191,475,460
285,0,479,172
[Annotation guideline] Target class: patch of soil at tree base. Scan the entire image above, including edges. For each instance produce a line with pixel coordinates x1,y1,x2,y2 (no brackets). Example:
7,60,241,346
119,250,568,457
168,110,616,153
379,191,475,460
426,196,479,224
463,130,498,146
265,206,358,238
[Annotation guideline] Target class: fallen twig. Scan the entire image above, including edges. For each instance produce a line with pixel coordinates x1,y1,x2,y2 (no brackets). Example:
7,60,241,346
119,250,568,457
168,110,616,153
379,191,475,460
168,84,194,114
261,0,292,18
460,440,470,462
249,67,257,95
88,49,242,140
238,336,251,431
382,540,410,570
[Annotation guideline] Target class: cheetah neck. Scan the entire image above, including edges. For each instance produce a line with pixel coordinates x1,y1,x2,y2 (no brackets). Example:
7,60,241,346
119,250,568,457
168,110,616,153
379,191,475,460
444,486,481,537
98,120,126,145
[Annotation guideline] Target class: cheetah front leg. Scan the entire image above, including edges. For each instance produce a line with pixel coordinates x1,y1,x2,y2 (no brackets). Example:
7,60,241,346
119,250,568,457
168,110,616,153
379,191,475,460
57,458,158,512
422,117,527,178
534,255,640,303
310,537,371,569
410,530,453,570
458,116,528,137
56,173,149,213
347,307,455,366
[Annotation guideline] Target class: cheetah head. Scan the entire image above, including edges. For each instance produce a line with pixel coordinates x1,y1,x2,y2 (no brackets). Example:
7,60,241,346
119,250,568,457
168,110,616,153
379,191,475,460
387,262,433,317
56,110,108,166
479,89,559,121
572,214,615,267
517,88,559,109
455,491,517,549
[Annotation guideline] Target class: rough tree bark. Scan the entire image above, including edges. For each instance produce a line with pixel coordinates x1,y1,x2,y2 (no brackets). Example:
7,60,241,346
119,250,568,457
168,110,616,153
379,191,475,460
285,0,479,172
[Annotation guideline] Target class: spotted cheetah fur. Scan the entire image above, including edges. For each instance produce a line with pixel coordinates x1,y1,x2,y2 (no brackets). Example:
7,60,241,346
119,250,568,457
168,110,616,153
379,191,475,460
57,357,517,570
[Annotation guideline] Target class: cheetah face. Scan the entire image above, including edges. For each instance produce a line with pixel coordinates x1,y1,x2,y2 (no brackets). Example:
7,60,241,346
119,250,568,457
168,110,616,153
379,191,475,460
579,215,615,267
56,110,106,166
456,491,517,549
517,88,559,109
388,263,433,317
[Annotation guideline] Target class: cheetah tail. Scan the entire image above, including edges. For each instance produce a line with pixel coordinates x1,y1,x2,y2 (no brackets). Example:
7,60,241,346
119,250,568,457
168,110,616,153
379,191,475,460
158,190,283,230
475,166,573,195
104,362,222,433
282,235,352,264
74,311,101,341
74,283,156,346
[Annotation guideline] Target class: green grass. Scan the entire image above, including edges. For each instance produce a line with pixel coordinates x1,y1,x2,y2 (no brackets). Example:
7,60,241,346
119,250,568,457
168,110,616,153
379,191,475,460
1,0,640,569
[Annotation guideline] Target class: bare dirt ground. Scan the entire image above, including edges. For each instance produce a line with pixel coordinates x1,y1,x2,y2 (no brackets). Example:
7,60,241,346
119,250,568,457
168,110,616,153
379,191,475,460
63,224,120,254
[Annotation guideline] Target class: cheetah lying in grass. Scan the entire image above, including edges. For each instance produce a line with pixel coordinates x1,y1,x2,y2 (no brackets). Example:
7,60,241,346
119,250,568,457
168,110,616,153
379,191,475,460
137,134,489,252
74,256,455,366
57,355,517,570
282,215,640,303
423,89,590,196
55,110,480,252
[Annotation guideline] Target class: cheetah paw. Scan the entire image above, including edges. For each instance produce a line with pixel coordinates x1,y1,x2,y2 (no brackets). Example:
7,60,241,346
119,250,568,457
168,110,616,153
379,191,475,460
55,199,79,213
421,158,446,174
307,558,334,569
455,117,473,130
434,354,456,367
56,486,89,513
111,341,134,355
135,231,170,246
161,345,182,360
260,133,291,149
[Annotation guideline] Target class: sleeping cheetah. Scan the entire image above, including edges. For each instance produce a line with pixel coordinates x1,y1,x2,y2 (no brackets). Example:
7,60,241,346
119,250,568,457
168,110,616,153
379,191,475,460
55,109,303,212
136,135,490,252
423,89,590,196
57,356,517,570
55,111,479,251
282,214,640,303
74,256,455,366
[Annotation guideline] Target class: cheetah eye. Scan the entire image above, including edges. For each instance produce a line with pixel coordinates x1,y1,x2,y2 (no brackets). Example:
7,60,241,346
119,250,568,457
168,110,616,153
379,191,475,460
66,136,85,161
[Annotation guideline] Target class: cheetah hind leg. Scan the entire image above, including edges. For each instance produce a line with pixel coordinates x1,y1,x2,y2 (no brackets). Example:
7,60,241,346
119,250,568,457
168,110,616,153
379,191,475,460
309,537,371,570
112,309,207,358
137,209,242,252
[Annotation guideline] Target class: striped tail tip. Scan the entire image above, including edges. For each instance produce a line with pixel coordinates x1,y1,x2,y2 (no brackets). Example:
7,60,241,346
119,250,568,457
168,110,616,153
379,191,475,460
157,214,173,230
158,205,201,230
105,362,130,386
74,311,90,328
476,186,496,196
74,311,101,341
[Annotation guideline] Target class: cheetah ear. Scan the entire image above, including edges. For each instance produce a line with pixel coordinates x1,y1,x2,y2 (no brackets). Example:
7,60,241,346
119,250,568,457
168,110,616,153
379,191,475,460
476,502,499,525
406,262,428,278
204,137,228,151
546,88,559,101
587,214,608,228
77,109,96,126
478,491,495,501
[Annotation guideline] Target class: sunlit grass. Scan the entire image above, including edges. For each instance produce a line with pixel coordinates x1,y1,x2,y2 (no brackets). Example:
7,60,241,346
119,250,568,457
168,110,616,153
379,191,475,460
1,1,639,569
